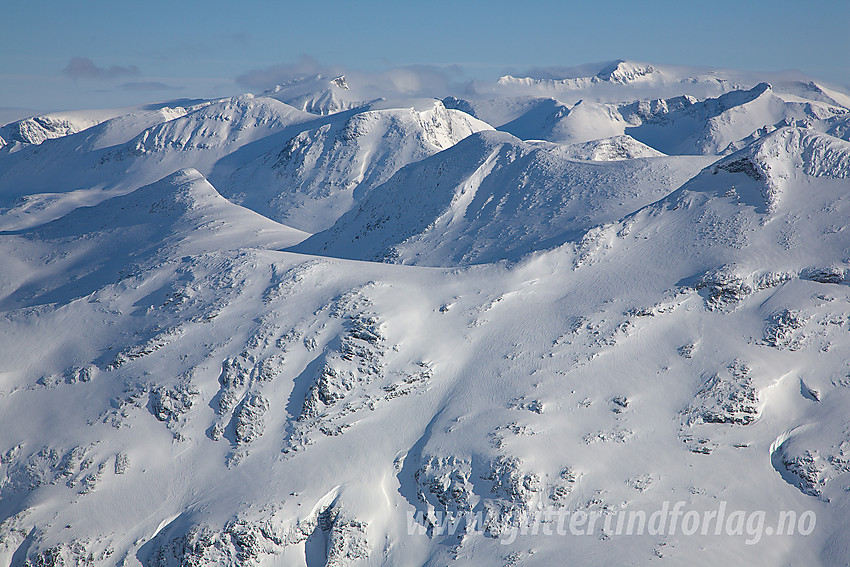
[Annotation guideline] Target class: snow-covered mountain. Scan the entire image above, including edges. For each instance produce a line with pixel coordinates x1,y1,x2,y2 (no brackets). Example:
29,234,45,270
491,60,739,100
218,100,492,233
0,100,209,151
265,74,377,116
619,82,847,155
2,61,850,567
460,81,848,154
294,130,714,264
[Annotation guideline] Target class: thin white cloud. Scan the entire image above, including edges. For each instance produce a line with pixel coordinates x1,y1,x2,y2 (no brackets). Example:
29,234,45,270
235,56,344,90
236,56,467,99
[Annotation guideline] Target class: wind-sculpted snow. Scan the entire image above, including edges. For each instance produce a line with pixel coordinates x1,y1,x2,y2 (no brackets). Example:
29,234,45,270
3,63,850,566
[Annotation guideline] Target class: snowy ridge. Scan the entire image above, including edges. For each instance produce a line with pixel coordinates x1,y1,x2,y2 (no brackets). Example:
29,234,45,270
620,82,849,155
0,110,127,149
497,60,664,89
124,95,308,154
0,102,211,152
0,97,314,231
490,59,746,104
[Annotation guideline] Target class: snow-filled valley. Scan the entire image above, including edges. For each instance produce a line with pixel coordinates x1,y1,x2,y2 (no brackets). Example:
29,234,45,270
2,60,850,566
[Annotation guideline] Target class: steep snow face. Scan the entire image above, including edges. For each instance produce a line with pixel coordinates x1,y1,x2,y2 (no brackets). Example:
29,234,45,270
219,100,492,232
294,131,715,265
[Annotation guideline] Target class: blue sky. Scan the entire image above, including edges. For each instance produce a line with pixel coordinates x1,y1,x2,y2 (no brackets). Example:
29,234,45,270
2,0,848,116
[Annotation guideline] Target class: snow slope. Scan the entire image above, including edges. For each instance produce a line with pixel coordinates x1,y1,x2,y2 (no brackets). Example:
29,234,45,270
2,63,850,567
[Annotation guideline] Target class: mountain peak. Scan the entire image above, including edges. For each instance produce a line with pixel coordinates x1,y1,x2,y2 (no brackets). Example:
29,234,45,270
595,60,658,83
331,75,349,90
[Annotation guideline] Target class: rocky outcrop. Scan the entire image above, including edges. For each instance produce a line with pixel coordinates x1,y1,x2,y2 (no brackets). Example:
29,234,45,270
686,360,761,427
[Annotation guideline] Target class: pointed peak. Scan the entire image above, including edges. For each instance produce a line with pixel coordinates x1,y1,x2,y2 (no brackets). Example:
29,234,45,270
331,75,349,90
595,60,657,83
